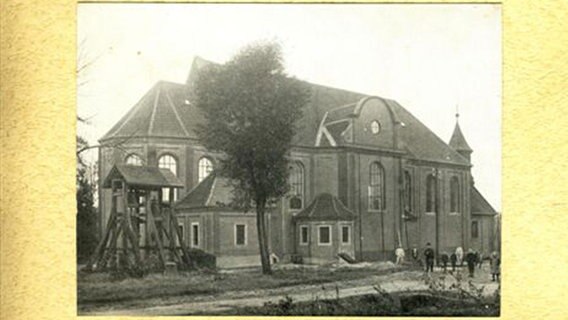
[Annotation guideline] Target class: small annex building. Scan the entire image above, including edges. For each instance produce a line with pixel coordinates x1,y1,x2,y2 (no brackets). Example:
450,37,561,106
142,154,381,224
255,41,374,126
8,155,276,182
174,172,260,268
293,193,356,264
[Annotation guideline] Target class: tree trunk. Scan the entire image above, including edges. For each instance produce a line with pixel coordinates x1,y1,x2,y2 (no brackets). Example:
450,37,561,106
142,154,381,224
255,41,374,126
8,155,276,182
256,198,272,275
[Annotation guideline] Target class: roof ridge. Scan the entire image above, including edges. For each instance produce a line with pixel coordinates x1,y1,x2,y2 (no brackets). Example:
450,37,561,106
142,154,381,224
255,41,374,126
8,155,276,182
205,174,217,206
163,88,191,137
147,85,161,135
102,83,159,140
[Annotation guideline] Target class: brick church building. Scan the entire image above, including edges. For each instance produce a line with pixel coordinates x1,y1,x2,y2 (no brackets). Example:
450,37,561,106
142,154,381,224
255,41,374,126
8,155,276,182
98,57,498,267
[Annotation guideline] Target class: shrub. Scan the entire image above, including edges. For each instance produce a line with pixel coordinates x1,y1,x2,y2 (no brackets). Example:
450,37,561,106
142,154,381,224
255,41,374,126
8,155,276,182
187,248,216,270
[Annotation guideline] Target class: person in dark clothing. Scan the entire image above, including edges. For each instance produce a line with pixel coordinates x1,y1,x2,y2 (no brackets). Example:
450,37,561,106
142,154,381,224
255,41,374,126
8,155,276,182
423,243,435,273
450,252,457,271
440,252,449,272
476,251,483,269
465,248,478,277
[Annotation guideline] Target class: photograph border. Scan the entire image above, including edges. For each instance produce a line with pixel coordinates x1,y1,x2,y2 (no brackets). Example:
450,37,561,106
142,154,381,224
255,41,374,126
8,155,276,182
1,0,567,319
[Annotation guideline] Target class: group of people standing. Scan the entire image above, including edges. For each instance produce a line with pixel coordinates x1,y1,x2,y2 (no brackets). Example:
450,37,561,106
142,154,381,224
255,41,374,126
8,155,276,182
394,243,500,281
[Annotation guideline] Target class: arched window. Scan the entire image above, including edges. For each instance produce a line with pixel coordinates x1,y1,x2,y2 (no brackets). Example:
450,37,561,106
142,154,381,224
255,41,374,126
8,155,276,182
426,174,437,213
450,176,460,212
158,154,178,202
289,161,305,209
403,171,412,212
125,154,142,166
158,154,177,176
198,157,214,182
369,162,385,210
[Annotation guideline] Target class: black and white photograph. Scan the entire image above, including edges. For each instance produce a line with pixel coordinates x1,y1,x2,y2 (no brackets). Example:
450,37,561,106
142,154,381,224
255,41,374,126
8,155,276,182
76,3,501,316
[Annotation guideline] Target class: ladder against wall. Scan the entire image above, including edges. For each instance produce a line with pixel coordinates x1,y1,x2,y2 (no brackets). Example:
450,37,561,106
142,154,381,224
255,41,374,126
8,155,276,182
85,165,192,273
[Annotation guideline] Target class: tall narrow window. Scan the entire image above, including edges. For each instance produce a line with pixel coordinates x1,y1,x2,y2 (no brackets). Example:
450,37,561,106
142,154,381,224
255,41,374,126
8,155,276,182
450,176,460,213
426,174,437,213
159,154,178,202
369,162,385,210
176,223,184,246
235,224,246,246
403,171,412,212
341,225,351,244
125,154,142,166
198,157,214,182
191,222,200,247
471,221,479,238
299,225,309,245
289,161,305,209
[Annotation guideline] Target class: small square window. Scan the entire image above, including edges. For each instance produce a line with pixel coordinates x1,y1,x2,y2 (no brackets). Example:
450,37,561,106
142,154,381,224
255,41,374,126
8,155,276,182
341,225,350,244
318,226,331,245
300,226,309,245
235,224,246,246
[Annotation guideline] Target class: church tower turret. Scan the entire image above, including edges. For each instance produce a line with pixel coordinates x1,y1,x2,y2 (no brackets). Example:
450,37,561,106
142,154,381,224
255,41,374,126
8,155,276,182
449,111,472,162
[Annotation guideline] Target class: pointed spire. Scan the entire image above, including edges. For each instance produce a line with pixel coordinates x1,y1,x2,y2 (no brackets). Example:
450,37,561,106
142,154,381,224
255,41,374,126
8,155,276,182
449,108,472,162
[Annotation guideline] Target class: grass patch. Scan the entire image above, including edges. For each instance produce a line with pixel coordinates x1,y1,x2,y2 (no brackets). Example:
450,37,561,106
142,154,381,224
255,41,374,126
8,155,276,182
78,263,407,310
229,291,499,316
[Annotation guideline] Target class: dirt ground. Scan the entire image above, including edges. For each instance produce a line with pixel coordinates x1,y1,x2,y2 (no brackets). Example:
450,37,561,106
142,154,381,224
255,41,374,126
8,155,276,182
78,261,499,316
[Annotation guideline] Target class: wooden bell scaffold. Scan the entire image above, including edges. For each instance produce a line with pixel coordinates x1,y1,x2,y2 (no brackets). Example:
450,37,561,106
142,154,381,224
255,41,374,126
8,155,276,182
85,165,192,273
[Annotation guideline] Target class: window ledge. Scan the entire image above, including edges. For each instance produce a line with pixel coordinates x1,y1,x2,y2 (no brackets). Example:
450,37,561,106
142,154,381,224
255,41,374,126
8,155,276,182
318,242,333,246
424,212,436,216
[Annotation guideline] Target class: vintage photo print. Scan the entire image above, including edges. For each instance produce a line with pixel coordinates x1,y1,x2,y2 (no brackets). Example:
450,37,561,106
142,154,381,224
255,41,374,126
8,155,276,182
77,3,501,316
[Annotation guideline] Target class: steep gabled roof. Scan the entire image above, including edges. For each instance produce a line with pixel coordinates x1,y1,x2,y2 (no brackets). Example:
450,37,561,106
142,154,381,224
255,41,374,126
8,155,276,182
294,193,355,221
389,101,470,165
471,186,498,216
449,121,473,152
102,164,184,189
175,172,235,210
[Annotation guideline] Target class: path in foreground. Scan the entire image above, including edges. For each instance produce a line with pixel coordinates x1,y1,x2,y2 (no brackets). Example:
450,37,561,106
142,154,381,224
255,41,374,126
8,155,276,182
83,269,499,316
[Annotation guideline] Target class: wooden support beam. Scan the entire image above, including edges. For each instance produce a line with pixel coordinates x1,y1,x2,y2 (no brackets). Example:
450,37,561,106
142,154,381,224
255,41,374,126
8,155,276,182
146,196,166,268
85,207,116,270
99,220,123,270
123,187,142,267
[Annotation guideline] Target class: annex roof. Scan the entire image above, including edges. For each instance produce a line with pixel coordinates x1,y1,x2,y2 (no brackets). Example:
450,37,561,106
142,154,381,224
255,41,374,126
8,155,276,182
175,172,235,210
294,193,356,221
471,186,498,216
102,164,184,189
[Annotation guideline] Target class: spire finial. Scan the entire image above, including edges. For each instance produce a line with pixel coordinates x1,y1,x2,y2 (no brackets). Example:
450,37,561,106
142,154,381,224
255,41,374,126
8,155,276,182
455,104,460,122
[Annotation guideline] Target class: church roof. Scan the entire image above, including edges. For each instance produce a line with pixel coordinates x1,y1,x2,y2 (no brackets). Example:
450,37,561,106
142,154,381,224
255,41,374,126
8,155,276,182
394,102,470,165
294,193,356,221
102,164,184,189
471,186,498,216
101,56,471,166
175,172,235,210
100,81,197,141
449,121,472,152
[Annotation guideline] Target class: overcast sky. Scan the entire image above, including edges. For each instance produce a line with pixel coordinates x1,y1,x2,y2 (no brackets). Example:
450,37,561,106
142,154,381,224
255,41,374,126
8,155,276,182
78,3,501,210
